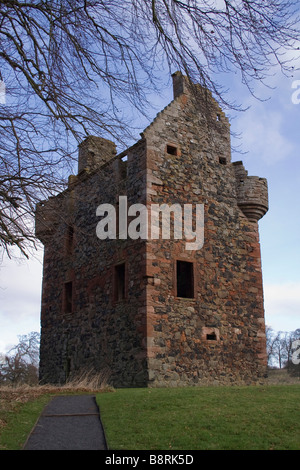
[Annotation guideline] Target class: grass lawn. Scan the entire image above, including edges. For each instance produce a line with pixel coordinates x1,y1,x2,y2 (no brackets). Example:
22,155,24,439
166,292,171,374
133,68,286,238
0,383,299,450
0,394,51,450
96,385,300,450
0,375,111,450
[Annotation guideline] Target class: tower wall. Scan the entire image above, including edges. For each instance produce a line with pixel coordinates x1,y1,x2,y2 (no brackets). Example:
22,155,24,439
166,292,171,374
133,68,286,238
39,139,149,386
37,73,268,387
143,74,268,386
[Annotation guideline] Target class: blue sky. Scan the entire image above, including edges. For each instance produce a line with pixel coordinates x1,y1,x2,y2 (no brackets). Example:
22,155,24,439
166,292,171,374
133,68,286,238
231,72,300,334
0,62,299,354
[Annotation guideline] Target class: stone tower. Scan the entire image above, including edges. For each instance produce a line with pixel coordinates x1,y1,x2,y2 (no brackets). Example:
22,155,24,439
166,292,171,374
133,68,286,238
36,72,268,386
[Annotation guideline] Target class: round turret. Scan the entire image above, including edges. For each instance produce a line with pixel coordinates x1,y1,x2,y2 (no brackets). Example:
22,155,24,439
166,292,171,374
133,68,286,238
233,162,269,222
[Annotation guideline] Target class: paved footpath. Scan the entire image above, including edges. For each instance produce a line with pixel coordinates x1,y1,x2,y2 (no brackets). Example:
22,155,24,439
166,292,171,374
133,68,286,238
23,395,108,450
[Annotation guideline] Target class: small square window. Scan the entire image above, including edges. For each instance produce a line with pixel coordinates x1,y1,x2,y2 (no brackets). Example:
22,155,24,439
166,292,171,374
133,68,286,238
219,157,227,165
176,260,194,298
206,333,217,341
114,263,126,301
66,225,74,254
167,144,178,156
202,327,219,342
64,281,73,313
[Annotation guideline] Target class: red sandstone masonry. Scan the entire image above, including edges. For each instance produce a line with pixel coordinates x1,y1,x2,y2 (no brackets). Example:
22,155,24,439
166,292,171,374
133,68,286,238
36,72,268,387
141,73,268,386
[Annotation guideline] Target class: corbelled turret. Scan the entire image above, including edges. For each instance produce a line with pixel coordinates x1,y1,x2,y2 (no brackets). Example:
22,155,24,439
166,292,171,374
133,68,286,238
233,161,268,222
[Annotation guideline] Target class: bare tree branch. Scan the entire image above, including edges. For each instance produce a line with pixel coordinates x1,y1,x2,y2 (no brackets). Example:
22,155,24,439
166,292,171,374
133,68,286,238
0,0,299,257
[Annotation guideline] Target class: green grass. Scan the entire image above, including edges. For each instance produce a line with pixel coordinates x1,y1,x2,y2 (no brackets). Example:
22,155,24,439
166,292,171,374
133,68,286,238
0,394,51,450
0,384,299,450
96,385,300,450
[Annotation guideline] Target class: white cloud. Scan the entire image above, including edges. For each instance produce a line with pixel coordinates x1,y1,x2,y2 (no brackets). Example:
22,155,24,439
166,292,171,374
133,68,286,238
264,281,300,332
228,56,300,169
0,251,43,353
232,97,295,165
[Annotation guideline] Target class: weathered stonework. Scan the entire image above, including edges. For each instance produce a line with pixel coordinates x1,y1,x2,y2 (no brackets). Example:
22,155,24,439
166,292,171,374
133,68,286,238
36,72,269,387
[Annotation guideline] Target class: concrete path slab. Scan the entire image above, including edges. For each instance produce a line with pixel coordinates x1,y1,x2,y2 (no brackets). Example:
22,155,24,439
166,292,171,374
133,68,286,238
24,395,107,450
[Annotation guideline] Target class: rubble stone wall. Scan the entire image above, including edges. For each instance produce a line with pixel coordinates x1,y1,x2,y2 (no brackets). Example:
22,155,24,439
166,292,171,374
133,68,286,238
37,72,268,387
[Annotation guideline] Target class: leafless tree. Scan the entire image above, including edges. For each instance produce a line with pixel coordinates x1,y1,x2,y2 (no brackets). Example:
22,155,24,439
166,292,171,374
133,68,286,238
266,328,300,371
0,331,40,384
1,0,299,257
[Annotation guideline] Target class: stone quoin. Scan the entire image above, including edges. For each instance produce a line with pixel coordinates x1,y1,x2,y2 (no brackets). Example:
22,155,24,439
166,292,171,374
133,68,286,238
35,72,269,387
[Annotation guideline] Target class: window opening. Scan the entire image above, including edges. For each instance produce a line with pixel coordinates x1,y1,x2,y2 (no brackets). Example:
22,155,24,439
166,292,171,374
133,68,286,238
176,260,194,298
115,263,126,301
167,144,178,156
206,333,217,341
66,225,74,254
64,281,73,313
65,357,71,380
219,157,227,165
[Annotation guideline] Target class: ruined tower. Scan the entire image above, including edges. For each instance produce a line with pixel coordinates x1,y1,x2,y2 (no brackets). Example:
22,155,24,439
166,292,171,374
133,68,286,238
36,72,269,386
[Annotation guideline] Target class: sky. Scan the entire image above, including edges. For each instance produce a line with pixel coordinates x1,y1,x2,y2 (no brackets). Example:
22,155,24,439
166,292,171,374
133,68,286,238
231,72,300,335
0,58,300,354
